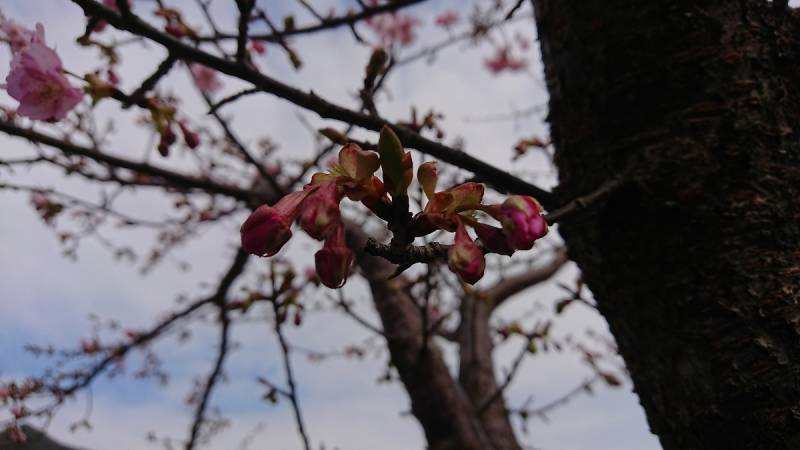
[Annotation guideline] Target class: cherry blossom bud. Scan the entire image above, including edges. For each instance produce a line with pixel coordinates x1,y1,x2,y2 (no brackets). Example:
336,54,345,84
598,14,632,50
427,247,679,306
250,40,266,55
492,196,548,250
240,191,309,257
107,68,120,86
165,22,189,38
4,24,84,121
366,47,389,78
417,161,438,200
178,120,200,149
448,220,485,284
240,206,292,257
338,143,380,181
314,224,353,289
299,182,342,241
473,222,514,256
157,124,176,157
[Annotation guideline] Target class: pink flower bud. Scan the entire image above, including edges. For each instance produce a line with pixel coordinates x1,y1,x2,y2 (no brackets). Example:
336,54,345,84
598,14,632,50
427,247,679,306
165,22,187,38
493,196,548,250
417,160,438,200
299,182,341,241
314,224,353,289
473,222,514,256
4,24,84,121
107,68,120,86
240,191,309,256
338,143,379,181
178,120,200,149
157,124,176,157
448,220,485,284
250,40,266,55
240,205,292,257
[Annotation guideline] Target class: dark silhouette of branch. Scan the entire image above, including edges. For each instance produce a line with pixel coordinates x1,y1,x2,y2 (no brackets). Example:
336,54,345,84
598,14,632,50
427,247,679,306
0,119,260,202
195,0,428,43
484,247,569,311
186,307,231,450
124,54,178,108
271,302,311,450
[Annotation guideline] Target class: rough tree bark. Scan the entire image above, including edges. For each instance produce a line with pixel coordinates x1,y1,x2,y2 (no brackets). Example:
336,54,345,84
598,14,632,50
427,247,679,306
534,1,800,449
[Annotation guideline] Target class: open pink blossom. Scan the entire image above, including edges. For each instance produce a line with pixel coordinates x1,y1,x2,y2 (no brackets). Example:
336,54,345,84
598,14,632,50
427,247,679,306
366,12,420,47
188,63,221,95
434,10,459,29
484,47,527,74
4,26,84,121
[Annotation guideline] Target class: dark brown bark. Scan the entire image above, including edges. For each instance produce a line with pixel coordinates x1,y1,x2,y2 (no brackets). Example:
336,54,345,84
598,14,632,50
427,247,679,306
458,295,520,450
535,1,800,449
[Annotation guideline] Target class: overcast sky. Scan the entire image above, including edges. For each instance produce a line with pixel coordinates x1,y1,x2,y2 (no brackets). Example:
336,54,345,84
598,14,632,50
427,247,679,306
0,1,662,449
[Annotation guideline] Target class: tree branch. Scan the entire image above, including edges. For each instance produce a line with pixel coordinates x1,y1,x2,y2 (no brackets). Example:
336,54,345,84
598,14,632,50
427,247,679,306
0,119,260,203
68,0,555,206
484,247,569,311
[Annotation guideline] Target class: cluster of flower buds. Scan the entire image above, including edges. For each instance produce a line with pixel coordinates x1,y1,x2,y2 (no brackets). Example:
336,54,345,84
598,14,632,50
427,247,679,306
30,191,63,224
144,97,200,156
241,127,548,288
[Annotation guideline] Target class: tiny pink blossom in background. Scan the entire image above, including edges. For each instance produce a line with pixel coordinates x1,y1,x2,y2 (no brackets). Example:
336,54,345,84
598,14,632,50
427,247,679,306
250,40,266,55
3,23,84,121
188,63,222,95
434,10,459,29
484,46,527,74
366,12,420,47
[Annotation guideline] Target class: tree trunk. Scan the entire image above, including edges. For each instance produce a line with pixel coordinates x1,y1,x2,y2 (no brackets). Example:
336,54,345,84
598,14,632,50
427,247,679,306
534,1,800,449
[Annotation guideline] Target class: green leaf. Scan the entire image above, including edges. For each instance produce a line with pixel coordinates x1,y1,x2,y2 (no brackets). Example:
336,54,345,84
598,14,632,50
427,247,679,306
377,126,407,195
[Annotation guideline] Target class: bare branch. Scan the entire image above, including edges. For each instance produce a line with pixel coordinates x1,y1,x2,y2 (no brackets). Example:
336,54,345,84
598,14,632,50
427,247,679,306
68,0,556,205
484,248,569,311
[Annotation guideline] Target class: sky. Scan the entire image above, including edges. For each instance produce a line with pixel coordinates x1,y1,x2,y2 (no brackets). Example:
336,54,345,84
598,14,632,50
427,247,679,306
0,1,663,449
